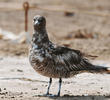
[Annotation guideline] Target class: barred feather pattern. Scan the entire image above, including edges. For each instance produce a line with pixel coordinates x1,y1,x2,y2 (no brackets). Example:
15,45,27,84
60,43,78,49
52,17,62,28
29,33,99,78
29,15,109,79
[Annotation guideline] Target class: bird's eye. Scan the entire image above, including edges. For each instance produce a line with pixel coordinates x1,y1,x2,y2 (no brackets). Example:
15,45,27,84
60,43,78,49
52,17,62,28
33,18,36,22
38,18,43,22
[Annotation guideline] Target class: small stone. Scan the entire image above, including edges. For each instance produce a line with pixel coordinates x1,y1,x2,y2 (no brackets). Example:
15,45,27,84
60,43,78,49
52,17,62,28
17,69,23,72
64,11,74,17
11,96,15,98
101,87,103,89
32,88,38,90
19,95,23,97
1,96,4,98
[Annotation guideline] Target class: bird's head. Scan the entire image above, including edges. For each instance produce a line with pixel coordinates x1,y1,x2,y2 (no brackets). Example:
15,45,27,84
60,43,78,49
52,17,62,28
33,15,46,31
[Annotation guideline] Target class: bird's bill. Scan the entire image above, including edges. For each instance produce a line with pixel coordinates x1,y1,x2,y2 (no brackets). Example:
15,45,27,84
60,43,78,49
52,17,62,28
34,20,40,26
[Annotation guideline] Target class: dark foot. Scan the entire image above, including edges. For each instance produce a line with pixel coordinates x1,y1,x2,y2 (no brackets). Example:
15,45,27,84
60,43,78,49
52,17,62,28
57,93,60,97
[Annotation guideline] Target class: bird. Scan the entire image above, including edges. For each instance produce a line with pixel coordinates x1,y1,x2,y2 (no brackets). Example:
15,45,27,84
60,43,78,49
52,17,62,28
29,15,110,97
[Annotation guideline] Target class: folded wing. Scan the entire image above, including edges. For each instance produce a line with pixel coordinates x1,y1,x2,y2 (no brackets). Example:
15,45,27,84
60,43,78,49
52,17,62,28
51,46,95,72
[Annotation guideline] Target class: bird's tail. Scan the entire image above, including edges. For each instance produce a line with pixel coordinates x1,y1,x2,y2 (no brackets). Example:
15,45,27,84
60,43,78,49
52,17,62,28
89,65,110,74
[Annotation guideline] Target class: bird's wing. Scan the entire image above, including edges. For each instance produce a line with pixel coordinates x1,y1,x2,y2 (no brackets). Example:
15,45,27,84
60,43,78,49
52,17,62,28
51,46,93,72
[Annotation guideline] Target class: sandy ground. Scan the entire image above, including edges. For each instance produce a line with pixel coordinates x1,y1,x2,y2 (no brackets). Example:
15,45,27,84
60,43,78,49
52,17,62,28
0,57,110,100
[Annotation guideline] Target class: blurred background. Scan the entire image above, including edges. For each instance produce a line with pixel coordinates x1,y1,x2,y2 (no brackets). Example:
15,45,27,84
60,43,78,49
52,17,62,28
0,0,110,60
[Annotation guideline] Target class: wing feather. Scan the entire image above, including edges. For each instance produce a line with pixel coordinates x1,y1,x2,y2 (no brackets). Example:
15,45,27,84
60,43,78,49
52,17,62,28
51,46,93,72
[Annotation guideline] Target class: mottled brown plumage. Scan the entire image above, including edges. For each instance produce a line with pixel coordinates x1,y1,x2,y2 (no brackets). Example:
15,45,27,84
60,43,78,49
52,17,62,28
29,15,110,96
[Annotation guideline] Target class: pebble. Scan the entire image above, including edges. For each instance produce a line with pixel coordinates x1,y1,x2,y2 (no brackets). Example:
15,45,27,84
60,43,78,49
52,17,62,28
17,69,23,72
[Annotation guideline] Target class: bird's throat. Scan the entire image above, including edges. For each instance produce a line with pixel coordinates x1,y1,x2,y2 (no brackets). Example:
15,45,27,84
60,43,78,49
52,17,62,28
32,29,49,46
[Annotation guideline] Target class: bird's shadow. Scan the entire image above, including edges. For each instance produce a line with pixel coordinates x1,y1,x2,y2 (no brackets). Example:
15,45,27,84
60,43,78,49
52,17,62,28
36,94,110,100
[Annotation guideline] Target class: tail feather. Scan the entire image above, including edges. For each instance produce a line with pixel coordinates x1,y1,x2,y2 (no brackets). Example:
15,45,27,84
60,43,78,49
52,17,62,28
89,65,110,74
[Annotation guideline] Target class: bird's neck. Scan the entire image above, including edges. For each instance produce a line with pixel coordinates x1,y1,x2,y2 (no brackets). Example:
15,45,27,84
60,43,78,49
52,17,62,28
32,28,49,46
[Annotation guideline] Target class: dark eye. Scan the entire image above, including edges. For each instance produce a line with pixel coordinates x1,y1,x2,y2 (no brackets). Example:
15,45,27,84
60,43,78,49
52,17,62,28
33,18,36,22
38,18,43,22
38,19,42,22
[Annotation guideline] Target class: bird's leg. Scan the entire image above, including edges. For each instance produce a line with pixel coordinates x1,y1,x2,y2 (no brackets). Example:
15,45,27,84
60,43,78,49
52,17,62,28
46,78,52,95
57,78,62,96
37,78,52,97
